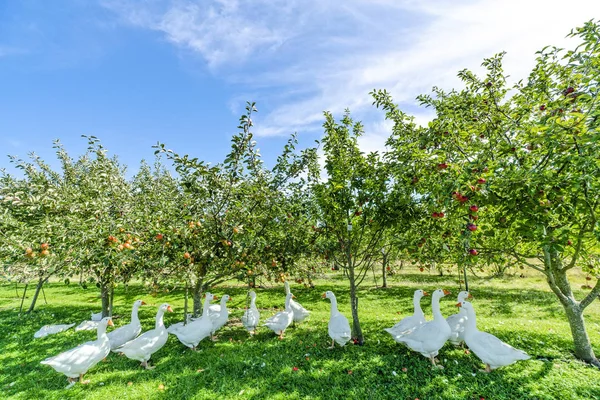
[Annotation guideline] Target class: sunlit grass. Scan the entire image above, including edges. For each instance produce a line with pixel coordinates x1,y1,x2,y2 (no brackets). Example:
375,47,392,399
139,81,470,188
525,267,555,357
1,267,599,399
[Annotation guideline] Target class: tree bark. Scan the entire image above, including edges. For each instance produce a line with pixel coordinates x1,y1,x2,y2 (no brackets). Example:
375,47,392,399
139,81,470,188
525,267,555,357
544,248,599,367
348,264,363,344
192,278,204,317
381,252,388,288
183,282,189,326
101,282,111,318
19,283,29,314
26,277,47,314
561,301,599,366
109,285,115,317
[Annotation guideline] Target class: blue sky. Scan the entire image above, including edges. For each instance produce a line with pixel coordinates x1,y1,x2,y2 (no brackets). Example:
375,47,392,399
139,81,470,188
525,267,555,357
1,0,599,176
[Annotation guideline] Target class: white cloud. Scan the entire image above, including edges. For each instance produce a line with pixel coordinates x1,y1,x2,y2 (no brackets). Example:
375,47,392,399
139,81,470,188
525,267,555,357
103,0,600,154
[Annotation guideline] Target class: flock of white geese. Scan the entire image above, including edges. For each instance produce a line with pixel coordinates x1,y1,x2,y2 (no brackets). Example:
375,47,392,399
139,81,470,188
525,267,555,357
39,282,530,387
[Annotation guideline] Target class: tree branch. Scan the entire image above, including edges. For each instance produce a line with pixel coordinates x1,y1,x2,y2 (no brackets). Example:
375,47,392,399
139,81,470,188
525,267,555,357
580,278,600,310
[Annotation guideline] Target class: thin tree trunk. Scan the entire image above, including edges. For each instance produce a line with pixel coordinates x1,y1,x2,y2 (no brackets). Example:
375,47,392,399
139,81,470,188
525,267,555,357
101,282,111,318
348,265,363,345
26,277,47,313
109,285,115,317
192,279,204,317
381,252,387,288
19,283,29,313
183,282,189,326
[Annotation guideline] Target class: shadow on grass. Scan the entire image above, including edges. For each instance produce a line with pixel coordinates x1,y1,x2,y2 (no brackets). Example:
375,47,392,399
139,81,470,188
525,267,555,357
1,281,599,400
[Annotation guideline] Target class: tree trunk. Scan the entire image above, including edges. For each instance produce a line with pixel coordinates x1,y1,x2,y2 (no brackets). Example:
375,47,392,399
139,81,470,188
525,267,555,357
192,279,204,317
348,265,363,344
544,248,599,366
561,301,599,366
101,282,111,318
183,282,189,326
109,285,115,317
26,277,47,314
19,283,29,314
381,252,388,288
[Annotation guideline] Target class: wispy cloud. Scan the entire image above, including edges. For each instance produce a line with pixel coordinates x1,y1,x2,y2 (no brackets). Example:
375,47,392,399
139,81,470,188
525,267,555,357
0,46,28,58
3,138,22,148
103,0,600,151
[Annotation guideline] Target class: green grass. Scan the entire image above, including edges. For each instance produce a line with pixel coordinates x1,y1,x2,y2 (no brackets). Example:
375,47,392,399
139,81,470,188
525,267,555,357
1,268,599,400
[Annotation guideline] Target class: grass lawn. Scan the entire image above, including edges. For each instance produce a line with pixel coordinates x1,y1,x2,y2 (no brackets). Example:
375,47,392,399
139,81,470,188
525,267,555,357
1,267,599,400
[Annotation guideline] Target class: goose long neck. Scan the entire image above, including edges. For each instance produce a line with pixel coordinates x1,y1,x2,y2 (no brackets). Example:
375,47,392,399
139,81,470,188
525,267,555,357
464,305,477,332
202,297,212,318
285,294,292,310
97,322,108,340
329,296,339,316
413,295,424,316
155,310,165,329
131,304,140,323
285,282,290,295
250,296,257,309
432,293,443,320
221,298,228,310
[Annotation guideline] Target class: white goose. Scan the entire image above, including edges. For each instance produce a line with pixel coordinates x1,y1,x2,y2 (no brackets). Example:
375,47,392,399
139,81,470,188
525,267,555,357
117,303,172,369
207,295,223,316
241,290,260,335
108,299,145,351
166,313,194,333
209,294,230,339
170,293,215,350
75,320,99,332
384,289,428,339
90,311,103,322
446,291,472,346
34,323,76,339
41,317,114,387
323,291,351,348
394,289,452,366
264,292,294,339
285,281,310,323
459,301,530,372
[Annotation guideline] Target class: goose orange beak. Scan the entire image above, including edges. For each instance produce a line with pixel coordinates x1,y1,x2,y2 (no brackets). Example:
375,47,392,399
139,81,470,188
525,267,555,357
467,293,473,299
292,295,296,299
443,289,451,296
107,319,114,327
214,296,219,301
456,302,462,307
321,293,326,298
422,291,429,296
141,301,147,305
228,297,231,301
167,305,173,313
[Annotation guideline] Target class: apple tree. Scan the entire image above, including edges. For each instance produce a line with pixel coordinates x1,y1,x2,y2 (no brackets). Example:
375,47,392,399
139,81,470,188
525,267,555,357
0,143,84,313
375,21,600,366
155,102,317,315
309,110,415,344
